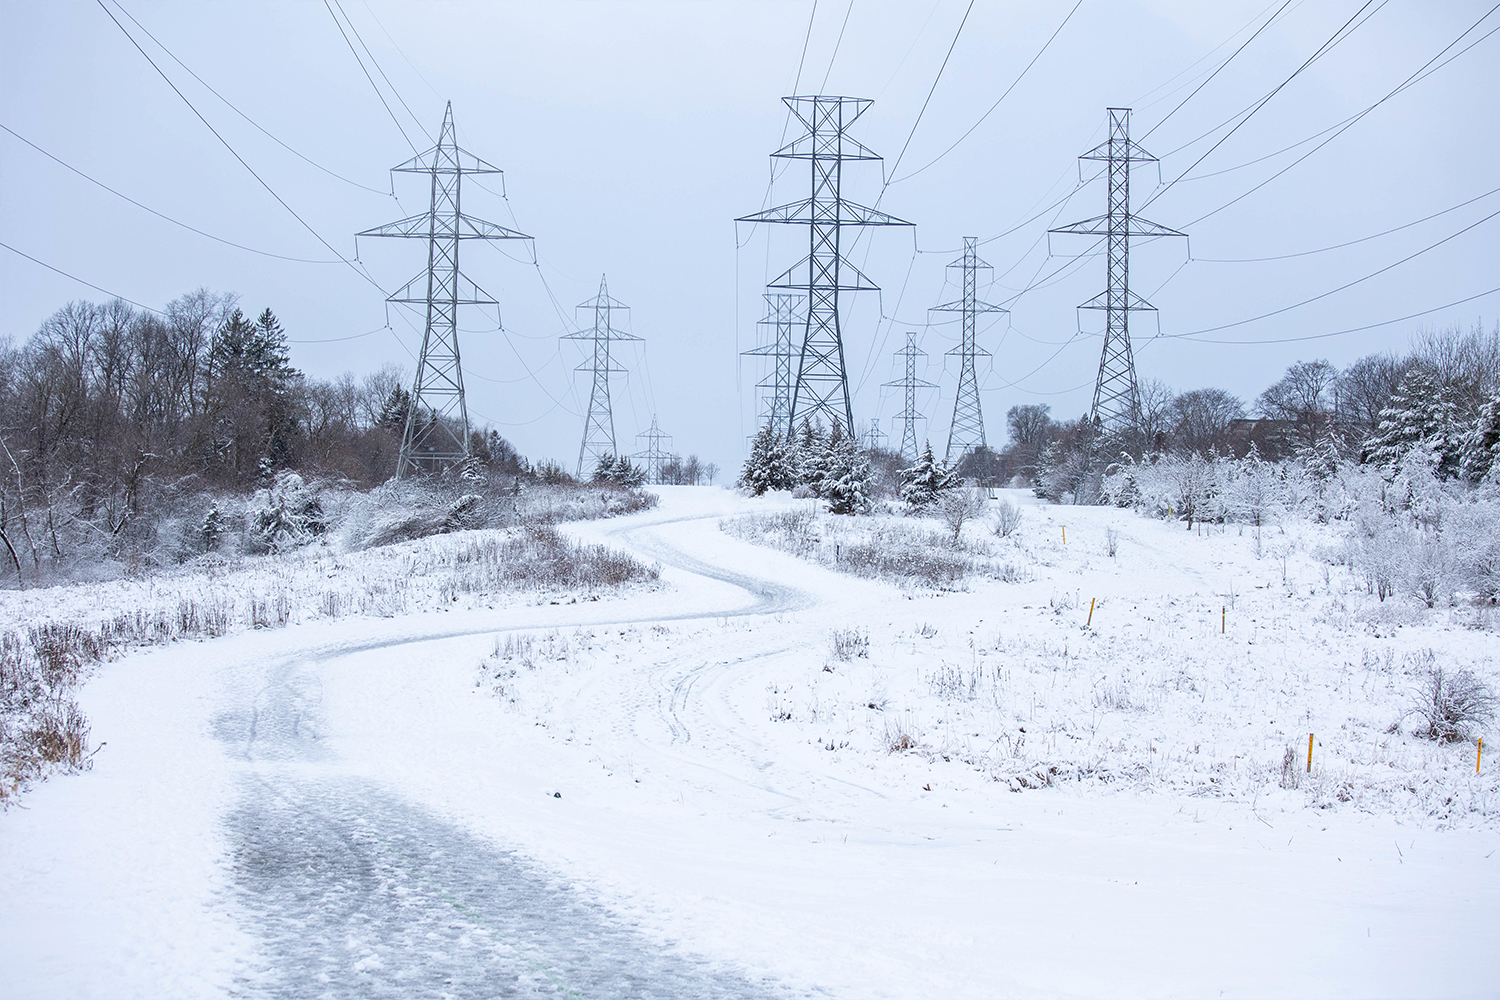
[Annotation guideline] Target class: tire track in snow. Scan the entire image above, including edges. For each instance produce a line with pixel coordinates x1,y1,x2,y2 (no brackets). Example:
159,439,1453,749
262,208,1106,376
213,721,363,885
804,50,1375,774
220,502,830,997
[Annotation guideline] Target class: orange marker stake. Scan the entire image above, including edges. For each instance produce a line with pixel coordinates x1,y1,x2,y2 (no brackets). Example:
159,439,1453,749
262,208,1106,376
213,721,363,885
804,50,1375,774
1086,598,1096,627
1479,737,1483,774
1307,733,1314,773
1222,606,1226,634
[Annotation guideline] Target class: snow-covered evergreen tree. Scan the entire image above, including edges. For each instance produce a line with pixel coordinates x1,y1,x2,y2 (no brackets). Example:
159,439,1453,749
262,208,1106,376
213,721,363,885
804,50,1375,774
790,419,827,491
738,427,795,495
822,433,871,515
1459,395,1500,485
803,422,847,498
899,442,956,509
1362,365,1463,477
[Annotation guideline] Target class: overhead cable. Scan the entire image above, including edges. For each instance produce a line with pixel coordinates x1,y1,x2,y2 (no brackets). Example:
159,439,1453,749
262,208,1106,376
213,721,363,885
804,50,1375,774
1,122,343,264
108,0,389,196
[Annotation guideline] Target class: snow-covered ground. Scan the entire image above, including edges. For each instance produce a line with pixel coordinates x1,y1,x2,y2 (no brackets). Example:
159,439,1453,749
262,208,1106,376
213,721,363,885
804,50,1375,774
2,486,1496,999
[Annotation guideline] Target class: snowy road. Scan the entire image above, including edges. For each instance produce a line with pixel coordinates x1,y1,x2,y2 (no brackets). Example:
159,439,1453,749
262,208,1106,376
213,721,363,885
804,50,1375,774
215,494,825,998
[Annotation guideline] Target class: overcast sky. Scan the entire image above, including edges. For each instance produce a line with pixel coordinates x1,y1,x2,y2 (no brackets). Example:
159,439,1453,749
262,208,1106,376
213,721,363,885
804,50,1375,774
3,0,1497,470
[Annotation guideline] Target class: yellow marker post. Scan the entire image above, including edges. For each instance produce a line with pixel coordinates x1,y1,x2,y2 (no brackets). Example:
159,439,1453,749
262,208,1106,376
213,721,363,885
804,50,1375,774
1086,598,1096,627
1222,606,1226,634
1307,733,1314,773
1062,525,1067,544
1479,737,1483,774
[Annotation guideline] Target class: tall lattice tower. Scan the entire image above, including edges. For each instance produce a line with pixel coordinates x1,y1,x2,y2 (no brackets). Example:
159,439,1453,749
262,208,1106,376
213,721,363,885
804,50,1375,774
931,237,1006,462
360,102,529,478
741,293,803,437
737,96,911,438
864,418,888,452
564,275,640,478
1050,108,1183,439
634,415,673,485
883,332,937,463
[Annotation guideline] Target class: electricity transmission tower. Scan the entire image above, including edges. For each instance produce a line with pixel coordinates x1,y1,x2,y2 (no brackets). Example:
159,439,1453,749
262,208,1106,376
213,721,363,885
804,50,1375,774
1050,108,1183,440
564,275,640,478
931,237,1006,462
634,415,673,485
737,96,911,439
741,293,803,437
864,418,887,452
360,102,528,478
883,332,937,463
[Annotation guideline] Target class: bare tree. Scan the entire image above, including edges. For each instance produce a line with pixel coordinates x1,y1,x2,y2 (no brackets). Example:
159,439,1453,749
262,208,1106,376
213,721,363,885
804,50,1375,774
1338,352,1407,433
1258,359,1339,445
1171,387,1244,456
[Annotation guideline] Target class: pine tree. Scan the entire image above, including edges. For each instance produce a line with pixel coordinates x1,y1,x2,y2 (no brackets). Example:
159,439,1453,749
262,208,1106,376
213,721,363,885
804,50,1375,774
791,418,826,491
738,427,795,495
899,441,956,509
1460,395,1500,485
1362,364,1463,477
378,385,412,432
823,433,871,515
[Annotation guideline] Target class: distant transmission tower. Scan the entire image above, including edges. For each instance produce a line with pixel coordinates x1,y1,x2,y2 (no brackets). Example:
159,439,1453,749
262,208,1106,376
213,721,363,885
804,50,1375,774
564,275,640,478
360,102,529,478
931,237,1006,462
1050,108,1183,439
634,415,673,485
883,332,937,463
864,418,888,452
737,96,911,438
741,293,803,437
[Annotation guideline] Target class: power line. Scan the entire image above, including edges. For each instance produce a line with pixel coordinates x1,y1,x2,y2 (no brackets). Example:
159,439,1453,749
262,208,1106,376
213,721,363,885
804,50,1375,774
1179,6,1500,229
818,0,855,92
1142,0,1387,212
108,0,389,197
1127,0,1297,111
1,239,164,314
322,0,420,153
333,0,432,142
1139,0,1296,141
1193,185,1500,262
1171,284,1500,345
96,0,382,295
1166,207,1500,338
1,122,343,264
883,0,974,184
894,0,1082,183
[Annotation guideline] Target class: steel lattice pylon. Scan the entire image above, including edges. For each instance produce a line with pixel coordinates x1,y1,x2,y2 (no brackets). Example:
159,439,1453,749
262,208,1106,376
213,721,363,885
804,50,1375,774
863,418,887,452
1050,108,1183,439
360,102,529,478
738,96,911,439
741,293,803,436
931,237,1006,462
564,275,640,478
883,332,937,463
634,415,673,485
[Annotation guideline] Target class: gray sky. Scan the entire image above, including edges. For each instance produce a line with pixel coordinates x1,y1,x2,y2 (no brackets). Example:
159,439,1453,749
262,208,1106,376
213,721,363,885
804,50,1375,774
3,0,1497,471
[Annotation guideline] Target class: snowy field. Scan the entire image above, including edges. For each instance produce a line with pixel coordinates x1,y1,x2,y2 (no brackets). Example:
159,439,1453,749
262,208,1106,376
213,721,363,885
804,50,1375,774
2,485,1497,999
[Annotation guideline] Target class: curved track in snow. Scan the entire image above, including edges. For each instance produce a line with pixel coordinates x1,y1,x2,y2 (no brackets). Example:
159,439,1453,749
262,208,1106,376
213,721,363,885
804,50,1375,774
220,494,830,998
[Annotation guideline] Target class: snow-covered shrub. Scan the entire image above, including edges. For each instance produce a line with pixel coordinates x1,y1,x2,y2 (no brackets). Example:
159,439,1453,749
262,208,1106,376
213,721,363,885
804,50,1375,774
1408,654,1496,743
934,487,988,542
992,498,1023,537
248,472,325,553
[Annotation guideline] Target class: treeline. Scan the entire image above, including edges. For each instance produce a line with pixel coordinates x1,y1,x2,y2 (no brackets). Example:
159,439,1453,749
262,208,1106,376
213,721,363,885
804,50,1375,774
961,323,1500,497
0,290,541,584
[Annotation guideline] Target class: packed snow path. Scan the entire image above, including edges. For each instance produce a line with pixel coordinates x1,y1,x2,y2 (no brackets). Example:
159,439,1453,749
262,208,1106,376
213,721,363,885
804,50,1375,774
211,498,819,999
3,487,1496,999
